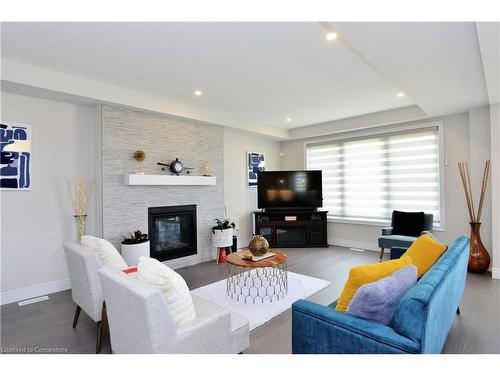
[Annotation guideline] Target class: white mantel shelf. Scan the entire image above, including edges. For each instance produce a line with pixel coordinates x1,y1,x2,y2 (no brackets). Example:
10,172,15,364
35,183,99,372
125,174,216,186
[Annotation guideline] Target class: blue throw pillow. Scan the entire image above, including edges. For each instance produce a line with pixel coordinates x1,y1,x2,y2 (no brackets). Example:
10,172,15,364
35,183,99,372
346,265,417,325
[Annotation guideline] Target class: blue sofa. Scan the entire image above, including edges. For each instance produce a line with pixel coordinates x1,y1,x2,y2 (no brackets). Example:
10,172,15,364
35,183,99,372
292,235,469,354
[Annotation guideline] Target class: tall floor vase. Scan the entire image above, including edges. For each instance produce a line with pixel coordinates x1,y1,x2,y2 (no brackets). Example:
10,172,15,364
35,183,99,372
468,222,490,273
75,214,87,243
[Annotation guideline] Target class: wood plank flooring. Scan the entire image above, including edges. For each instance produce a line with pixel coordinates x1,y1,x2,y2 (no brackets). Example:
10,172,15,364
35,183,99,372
1,246,499,354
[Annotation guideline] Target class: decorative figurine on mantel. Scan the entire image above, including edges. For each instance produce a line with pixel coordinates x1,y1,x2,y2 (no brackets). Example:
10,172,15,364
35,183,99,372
203,160,211,176
133,150,146,174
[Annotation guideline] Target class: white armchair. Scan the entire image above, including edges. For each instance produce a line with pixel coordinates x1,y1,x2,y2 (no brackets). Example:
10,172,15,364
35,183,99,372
63,242,106,353
98,266,250,354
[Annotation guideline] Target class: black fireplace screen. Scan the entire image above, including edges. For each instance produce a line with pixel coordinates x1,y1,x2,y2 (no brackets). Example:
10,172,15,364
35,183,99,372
148,205,197,262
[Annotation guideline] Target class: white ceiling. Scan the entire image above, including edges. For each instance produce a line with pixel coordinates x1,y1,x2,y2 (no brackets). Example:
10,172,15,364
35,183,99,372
332,22,489,116
0,22,491,134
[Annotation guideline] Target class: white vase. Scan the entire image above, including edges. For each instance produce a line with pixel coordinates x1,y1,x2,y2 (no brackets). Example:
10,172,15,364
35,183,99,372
121,240,150,266
212,228,233,248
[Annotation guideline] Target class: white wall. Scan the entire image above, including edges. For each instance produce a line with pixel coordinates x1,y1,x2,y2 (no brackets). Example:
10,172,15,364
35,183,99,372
468,106,492,253
223,128,282,247
1,92,98,303
281,111,491,251
490,103,500,279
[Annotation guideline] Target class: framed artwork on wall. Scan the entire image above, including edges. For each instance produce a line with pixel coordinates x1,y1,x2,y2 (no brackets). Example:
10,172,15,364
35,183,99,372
247,151,265,187
1,122,32,190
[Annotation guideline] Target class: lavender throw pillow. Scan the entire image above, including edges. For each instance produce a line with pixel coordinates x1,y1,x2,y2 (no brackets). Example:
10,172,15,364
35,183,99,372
346,265,417,325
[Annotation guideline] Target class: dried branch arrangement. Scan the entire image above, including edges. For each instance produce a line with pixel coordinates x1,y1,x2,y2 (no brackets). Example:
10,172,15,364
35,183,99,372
65,176,95,216
458,160,491,223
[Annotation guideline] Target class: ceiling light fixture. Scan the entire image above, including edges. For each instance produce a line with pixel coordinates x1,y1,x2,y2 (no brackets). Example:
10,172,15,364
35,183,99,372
325,32,338,41
286,118,292,122
194,90,203,96
396,92,405,98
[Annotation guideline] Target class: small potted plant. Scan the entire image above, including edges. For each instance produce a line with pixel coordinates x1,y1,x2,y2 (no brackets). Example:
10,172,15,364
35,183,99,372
212,217,235,248
120,230,150,266
212,217,235,263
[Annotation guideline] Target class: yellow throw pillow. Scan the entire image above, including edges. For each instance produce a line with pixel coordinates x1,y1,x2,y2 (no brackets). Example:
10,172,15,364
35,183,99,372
401,233,447,278
336,257,412,312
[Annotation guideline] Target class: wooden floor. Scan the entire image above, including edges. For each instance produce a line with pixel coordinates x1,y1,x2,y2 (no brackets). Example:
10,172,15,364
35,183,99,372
1,246,499,354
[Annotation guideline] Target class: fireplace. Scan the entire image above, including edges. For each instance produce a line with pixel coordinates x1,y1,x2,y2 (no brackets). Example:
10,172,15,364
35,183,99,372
148,205,197,262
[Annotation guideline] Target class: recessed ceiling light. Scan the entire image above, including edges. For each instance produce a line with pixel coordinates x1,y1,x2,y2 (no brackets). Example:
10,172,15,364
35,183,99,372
396,92,405,98
194,90,203,96
286,118,292,122
325,32,338,41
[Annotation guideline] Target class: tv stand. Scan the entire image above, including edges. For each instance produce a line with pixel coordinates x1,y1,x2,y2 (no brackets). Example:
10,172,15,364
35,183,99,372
263,207,321,212
253,209,328,248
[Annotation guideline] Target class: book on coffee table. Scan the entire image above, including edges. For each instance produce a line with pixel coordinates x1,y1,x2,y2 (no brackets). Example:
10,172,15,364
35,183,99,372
241,252,276,261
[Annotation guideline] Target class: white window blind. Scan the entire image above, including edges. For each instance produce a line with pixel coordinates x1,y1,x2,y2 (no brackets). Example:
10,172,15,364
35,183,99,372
306,127,441,226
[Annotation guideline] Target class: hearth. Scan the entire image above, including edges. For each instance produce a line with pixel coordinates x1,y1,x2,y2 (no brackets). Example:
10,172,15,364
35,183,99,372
148,205,197,262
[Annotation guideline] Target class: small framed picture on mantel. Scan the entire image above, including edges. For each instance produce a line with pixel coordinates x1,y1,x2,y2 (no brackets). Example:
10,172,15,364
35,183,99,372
247,151,265,187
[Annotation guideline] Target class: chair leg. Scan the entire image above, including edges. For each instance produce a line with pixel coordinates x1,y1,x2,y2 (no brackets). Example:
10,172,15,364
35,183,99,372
101,302,108,332
72,305,81,328
96,321,103,353
379,247,385,262
456,306,460,315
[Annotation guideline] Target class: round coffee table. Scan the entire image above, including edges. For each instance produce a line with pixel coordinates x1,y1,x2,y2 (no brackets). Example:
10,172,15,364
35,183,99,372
226,250,288,304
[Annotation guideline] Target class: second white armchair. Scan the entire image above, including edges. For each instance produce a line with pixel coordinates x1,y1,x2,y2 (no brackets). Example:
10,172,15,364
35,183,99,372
98,266,250,354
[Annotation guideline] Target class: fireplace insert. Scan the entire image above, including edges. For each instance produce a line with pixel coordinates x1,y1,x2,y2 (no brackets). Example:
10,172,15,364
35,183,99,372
148,205,197,262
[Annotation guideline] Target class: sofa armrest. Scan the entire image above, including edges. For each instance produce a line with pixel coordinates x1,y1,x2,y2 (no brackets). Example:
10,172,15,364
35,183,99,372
292,299,420,354
390,246,408,260
382,227,393,236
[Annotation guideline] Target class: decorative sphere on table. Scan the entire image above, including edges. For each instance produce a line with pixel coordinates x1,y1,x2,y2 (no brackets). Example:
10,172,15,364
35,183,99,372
249,235,269,256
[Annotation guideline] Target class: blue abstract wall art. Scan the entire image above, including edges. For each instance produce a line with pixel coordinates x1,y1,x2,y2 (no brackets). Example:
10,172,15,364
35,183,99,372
1,122,32,190
247,151,265,187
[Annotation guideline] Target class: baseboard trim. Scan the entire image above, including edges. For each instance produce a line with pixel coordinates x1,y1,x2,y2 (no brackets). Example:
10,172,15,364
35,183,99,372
492,267,500,280
328,238,379,252
0,279,71,306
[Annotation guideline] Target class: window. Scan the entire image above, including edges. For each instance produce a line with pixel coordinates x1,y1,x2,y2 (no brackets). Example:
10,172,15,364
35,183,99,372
306,127,442,227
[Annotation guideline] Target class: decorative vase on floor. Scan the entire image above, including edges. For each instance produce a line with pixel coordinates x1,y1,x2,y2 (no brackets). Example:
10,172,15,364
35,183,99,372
468,222,490,273
74,214,87,243
458,160,491,274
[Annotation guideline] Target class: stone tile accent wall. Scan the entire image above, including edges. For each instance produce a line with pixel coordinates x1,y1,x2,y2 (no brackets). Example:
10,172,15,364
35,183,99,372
101,105,224,269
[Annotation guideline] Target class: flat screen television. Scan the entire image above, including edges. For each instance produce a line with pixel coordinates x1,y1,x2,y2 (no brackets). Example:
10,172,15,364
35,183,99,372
257,170,323,209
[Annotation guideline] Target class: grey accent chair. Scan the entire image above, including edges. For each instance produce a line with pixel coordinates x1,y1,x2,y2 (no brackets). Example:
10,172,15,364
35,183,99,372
98,266,250,354
378,213,434,261
63,242,106,353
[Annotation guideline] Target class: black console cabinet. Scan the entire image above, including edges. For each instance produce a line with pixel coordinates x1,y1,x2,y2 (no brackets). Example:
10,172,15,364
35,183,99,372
253,210,328,248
